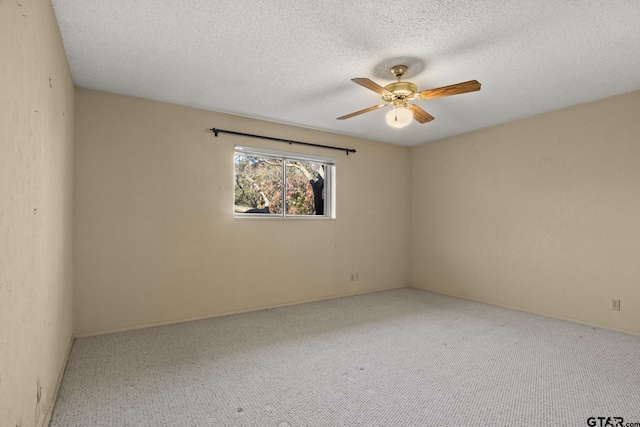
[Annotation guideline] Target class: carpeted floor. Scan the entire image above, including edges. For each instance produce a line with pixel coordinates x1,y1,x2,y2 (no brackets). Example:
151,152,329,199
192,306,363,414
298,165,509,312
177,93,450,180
50,288,640,426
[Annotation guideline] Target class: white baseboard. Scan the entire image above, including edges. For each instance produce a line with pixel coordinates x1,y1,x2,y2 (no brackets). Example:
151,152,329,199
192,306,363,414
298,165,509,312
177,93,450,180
42,335,75,427
409,284,640,336
75,285,410,338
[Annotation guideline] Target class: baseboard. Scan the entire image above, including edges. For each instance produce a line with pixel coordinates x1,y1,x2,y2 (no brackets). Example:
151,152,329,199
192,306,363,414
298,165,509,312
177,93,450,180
409,285,640,337
75,285,410,338
42,335,75,427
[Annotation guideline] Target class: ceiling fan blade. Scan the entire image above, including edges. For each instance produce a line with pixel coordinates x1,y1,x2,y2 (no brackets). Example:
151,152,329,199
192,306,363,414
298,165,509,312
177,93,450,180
337,104,389,120
408,104,435,123
351,78,393,96
418,80,481,100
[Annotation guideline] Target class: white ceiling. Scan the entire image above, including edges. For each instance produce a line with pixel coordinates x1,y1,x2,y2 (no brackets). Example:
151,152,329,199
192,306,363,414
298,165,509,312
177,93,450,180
52,1,640,147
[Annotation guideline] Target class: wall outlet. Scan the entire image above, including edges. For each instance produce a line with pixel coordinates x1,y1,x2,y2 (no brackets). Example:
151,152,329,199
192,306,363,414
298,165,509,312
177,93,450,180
351,272,359,282
610,299,621,311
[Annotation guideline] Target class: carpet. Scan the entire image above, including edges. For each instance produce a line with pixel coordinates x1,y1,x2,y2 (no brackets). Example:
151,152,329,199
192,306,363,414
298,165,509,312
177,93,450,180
49,288,640,426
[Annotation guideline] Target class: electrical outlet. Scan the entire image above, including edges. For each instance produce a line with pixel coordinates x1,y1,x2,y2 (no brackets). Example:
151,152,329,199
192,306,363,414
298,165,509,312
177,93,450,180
351,272,359,282
610,299,621,311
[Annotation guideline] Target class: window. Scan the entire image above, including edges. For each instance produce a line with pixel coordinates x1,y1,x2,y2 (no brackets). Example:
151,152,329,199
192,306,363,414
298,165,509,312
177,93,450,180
234,146,335,218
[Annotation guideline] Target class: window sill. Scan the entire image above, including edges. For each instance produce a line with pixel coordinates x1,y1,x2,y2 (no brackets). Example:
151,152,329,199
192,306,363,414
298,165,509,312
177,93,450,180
234,214,335,220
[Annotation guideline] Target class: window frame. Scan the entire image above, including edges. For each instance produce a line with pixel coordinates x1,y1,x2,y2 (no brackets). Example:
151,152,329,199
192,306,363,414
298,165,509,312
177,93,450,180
234,145,336,219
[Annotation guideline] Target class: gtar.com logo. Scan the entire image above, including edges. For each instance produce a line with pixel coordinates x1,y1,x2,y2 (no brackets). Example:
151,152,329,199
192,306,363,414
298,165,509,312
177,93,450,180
587,417,623,427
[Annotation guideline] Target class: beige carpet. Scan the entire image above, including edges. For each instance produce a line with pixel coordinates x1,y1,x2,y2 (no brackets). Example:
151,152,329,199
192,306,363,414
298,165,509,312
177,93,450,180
50,288,640,426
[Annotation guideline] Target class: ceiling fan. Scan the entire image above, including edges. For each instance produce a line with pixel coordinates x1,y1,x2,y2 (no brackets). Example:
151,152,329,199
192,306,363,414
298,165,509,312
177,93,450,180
337,65,481,128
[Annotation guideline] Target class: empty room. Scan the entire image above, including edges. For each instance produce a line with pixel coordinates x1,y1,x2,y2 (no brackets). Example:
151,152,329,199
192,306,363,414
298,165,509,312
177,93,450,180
2,1,640,426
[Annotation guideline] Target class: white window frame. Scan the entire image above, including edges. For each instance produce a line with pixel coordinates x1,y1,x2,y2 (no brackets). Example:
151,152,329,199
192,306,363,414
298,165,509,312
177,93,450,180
234,145,336,218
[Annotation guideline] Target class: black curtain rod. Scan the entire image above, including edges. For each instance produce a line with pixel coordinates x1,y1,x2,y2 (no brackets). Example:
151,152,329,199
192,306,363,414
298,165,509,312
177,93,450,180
210,128,356,155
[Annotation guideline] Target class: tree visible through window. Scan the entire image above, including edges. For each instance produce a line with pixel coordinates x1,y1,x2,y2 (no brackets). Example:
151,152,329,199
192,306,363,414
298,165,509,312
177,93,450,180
234,147,334,217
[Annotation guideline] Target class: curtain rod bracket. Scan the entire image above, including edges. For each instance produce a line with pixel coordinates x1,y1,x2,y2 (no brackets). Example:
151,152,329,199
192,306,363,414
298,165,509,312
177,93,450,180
210,128,356,155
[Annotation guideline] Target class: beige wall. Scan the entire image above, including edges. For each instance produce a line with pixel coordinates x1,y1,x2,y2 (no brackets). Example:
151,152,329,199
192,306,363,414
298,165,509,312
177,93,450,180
73,88,410,335
410,90,640,335
0,1,75,426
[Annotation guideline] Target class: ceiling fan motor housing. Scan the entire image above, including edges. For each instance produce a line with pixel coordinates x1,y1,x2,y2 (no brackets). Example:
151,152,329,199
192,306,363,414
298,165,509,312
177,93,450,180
383,82,417,102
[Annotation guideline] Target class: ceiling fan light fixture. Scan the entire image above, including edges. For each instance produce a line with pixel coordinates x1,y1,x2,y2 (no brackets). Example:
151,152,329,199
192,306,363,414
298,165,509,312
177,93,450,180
386,106,412,128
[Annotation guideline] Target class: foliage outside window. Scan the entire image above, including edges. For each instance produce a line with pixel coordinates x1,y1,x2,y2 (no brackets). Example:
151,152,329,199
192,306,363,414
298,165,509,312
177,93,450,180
234,146,335,217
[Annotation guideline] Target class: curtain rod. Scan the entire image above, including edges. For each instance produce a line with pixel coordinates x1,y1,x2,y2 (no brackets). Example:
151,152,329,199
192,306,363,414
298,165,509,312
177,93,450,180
210,128,356,155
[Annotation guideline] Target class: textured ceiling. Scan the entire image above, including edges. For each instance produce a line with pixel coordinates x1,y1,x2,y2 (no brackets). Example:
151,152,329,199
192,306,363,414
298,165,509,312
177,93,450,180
52,1,640,147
